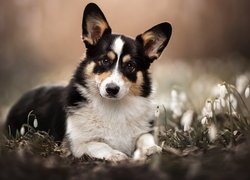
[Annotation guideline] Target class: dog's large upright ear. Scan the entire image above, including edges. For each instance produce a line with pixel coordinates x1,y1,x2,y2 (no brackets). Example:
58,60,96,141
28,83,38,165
82,3,111,48
136,22,172,63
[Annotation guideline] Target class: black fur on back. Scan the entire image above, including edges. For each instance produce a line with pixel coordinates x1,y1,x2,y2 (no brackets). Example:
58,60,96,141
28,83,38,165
5,86,67,141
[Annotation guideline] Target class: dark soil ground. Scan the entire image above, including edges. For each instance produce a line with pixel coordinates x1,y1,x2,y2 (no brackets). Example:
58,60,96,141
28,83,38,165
1,128,250,180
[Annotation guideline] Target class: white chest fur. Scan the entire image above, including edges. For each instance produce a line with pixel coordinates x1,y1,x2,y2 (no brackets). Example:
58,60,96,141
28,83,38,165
66,95,155,156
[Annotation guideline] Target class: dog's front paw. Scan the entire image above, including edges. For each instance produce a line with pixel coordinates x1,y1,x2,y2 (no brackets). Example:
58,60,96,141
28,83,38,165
144,145,162,156
106,150,128,162
133,145,162,160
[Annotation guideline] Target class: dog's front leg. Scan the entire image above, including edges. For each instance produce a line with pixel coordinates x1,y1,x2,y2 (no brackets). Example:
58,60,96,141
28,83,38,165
71,141,128,161
133,133,162,160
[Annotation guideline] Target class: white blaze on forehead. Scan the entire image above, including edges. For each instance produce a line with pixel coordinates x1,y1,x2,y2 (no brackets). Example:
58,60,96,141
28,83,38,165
111,37,124,83
112,36,124,62
98,37,129,99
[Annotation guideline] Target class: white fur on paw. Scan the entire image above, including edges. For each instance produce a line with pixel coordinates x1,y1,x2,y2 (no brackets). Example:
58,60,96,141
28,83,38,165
133,145,162,160
106,150,128,162
133,149,142,160
144,145,162,156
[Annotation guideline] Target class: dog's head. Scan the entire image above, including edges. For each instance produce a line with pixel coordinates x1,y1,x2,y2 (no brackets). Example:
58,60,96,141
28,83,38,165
81,3,172,100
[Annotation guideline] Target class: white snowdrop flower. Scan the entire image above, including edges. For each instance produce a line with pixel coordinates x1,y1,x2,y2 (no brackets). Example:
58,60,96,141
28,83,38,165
213,98,222,113
179,92,187,103
230,94,237,109
208,124,217,142
33,118,38,128
171,106,183,118
226,94,237,110
245,86,250,98
20,126,25,135
170,100,183,118
201,117,208,125
236,74,249,94
181,110,194,131
232,110,237,116
202,99,213,118
218,84,228,98
220,98,226,108
205,99,212,110
202,107,213,118
211,84,221,97
174,107,183,118
233,130,238,136
171,89,178,99
170,89,186,118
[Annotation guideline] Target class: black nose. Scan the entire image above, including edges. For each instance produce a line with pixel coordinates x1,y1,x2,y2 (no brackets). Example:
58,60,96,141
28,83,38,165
106,83,120,96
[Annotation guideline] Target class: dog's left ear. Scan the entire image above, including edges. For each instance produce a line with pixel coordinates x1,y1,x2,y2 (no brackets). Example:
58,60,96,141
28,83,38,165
82,3,112,48
136,22,172,63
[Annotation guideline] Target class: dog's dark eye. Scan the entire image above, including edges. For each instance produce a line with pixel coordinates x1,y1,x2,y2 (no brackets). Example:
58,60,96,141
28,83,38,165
101,59,112,67
126,62,136,73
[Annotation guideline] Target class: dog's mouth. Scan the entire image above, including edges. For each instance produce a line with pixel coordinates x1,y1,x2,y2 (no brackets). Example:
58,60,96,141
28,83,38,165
99,93,122,100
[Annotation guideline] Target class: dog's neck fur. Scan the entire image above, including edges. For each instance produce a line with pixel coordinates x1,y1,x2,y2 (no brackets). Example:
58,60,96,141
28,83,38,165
66,83,155,156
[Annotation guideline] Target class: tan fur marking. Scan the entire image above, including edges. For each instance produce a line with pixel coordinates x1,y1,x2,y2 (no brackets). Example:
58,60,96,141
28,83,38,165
107,51,116,61
122,55,131,63
141,32,156,47
85,62,96,77
96,72,112,83
141,31,165,59
82,36,94,45
80,52,87,61
83,16,109,45
129,71,144,96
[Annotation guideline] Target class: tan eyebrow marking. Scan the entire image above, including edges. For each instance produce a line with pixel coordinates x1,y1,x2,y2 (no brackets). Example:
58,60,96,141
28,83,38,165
122,54,131,63
96,71,112,83
107,51,116,60
85,62,96,76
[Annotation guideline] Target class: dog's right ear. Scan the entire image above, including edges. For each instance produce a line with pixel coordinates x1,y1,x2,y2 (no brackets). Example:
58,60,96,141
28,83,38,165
136,23,172,63
82,3,112,48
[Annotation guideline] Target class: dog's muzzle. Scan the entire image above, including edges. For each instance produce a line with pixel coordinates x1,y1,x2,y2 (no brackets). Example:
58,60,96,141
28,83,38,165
106,83,120,97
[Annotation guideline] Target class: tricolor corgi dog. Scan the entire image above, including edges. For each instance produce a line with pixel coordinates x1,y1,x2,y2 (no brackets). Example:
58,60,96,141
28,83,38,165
6,3,172,161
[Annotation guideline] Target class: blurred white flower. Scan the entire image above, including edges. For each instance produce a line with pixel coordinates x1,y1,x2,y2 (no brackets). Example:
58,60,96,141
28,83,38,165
205,99,212,110
218,84,228,98
232,110,238,116
20,126,25,135
220,98,226,108
233,130,238,136
171,89,178,99
33,118,38,128
208,124,217,141
226,94,237,110
213,98,222,113
181,110,194,131
171,103,183,118
202,99,213,118
236,74,249,94
245,86,250,98
201,117,208,125
179,92,187,102
170,89,184,118
211,84,221,98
